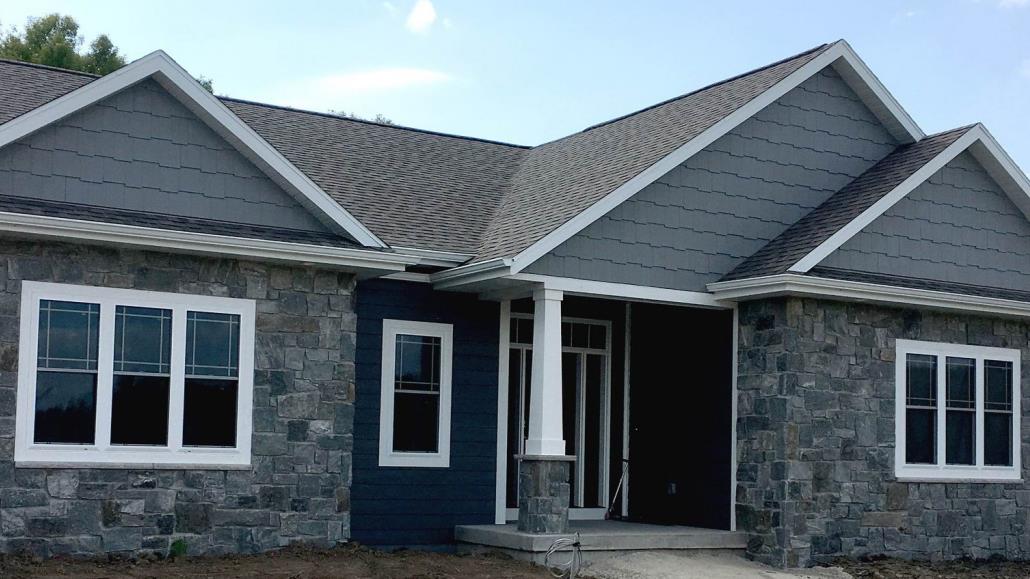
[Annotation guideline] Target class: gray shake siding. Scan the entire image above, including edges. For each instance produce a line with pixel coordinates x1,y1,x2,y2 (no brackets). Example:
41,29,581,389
525,67,898,291
0,79,333,234
736,297,1030,567
819,152,1030,292
0,237,354,557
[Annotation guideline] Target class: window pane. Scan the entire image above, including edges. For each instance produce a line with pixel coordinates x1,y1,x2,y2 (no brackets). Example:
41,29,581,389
111,374,170,446
905,408,935,464
37,300,99,370
946,357,975,410
906,354,937,406
114,306,171,374
985,360,1013,411
392,392,439,452
588,324,606,350
985,413,1013,467
185,312,240,378
182,378,238,447
510,318,534,345
34,371,96,444
395,334,440,391
946,410,975,465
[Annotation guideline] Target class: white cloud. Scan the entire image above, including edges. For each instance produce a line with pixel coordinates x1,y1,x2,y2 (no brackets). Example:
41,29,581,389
1000,0,1029,7
382,1,398,14
311,68,450,94
405,0,437,33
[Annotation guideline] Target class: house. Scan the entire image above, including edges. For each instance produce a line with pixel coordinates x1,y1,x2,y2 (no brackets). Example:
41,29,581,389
0,39,1027,567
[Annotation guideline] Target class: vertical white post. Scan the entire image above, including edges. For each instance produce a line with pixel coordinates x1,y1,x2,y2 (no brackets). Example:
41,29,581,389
495,300,511,524
524,288,565,457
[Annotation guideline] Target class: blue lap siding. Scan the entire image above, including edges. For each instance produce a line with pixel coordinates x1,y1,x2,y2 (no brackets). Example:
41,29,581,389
351,279,499,547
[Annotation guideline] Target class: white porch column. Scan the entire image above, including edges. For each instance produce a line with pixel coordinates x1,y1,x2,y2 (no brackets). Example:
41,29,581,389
524,288,566,456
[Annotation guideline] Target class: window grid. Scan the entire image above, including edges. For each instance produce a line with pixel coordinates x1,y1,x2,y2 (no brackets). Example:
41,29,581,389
114,306,172,376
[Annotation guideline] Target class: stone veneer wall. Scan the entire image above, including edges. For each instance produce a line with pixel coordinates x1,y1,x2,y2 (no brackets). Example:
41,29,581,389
736,297,1030,567
0,237,355,557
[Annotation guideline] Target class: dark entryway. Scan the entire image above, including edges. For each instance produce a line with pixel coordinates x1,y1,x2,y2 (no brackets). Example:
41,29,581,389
627,303,733,529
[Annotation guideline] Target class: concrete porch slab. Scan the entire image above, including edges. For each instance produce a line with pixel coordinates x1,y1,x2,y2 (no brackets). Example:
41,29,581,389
455,520,748,553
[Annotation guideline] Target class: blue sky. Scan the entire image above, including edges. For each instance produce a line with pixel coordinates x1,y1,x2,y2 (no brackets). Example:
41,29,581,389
3,1,1030,169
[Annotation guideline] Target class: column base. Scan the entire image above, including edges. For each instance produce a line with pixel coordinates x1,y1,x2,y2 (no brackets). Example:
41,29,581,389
516,455,574,534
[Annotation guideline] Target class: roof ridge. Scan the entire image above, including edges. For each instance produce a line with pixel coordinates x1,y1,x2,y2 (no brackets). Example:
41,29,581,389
220,96,530,150
579,42,831,133
0,57,100,79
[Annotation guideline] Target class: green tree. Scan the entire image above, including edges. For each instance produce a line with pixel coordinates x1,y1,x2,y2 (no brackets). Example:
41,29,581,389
329,109,394,125
0,13,125,74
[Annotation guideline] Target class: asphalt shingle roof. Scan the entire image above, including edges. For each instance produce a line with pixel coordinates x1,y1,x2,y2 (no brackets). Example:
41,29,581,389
721,126,973,281
475,43,832,261
0,45,833,259
808,266,1030,303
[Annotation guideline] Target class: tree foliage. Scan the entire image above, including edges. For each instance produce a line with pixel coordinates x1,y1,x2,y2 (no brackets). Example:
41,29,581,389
0,14,125,75
0,13,215,93
329,109,394,125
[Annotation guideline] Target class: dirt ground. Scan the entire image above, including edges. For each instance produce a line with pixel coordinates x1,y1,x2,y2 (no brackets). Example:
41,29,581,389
0,543,558,579
835,557,1030,579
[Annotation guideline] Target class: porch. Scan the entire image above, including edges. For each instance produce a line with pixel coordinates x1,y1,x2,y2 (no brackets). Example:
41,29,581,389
456,520,748,564
472,284,739,553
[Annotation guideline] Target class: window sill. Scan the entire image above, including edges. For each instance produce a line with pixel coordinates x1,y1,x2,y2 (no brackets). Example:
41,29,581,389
378,453,450,468
16,460,253,471
895,476,1023,484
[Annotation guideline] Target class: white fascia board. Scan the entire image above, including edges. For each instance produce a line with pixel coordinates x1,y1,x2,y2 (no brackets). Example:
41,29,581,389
510,274,729,309
708,274,1030,319
789,124,1030,273
391,246,474,268
431,258,513,289
831,40,924,143
0,51,387,249
508,40,925,274
0,210,414,272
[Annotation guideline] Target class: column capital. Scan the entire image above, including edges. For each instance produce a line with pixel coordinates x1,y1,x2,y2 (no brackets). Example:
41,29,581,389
532,288,564,302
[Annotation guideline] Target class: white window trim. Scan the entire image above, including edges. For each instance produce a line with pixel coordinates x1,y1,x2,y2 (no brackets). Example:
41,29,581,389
378,319,453,468
15,281,256,468
894,339,1022,482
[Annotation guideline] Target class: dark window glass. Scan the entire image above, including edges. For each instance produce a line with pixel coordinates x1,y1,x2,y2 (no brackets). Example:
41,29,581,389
561,322,571,347
34,299,100,444
392,333,443,453
392,392,439,452
185,312,240,378
905,354,937,464
183,311,240,447
588,324,607,350
34,371,97,444
906,354,937,406
183,378,238,447
945,358,975,465
906,409,935,464
114,306,171,374
111,306,172,446
111,375,170,445
510,318,534,345
395,334,440,391
985,413,1012,467
985,360,1014,467
37,300,100,370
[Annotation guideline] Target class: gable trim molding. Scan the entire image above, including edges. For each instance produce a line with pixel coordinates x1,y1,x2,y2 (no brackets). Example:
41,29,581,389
507,40,925,275
0,209,415,273
0,51,387,248
707,274,1030,320
789,124,1030,273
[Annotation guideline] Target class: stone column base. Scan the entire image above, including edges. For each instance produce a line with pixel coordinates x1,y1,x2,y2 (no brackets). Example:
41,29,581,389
516,454,574,534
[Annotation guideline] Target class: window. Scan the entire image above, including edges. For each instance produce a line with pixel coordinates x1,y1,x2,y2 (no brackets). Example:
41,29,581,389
895,339,1021,481
15,282,255,467
378,319,453,467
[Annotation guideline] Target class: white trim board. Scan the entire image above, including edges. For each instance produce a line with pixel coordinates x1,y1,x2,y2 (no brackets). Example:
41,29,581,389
510,274,729,308
0,51,386,248
708,274,1030,319
507,40,924,275
789,124,1030,273
0,210,415,273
